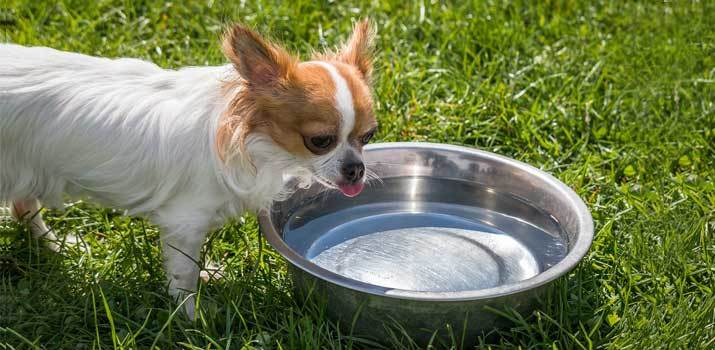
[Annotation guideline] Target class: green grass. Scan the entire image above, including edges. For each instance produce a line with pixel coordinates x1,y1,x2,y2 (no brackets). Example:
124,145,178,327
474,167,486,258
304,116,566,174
1,0,714,348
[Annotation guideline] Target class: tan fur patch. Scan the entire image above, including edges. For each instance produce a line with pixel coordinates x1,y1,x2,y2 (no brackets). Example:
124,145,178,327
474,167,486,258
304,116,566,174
219,61,345,160
217,20,376,162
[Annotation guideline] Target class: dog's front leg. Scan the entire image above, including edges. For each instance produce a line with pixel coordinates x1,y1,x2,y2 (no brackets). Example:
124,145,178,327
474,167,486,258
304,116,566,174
159,221,209,320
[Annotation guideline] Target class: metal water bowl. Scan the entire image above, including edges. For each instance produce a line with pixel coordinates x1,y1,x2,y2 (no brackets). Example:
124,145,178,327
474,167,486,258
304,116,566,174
259,142,593,343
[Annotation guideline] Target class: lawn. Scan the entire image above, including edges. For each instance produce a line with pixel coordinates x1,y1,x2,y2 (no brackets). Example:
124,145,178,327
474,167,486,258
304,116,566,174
1,0,714,348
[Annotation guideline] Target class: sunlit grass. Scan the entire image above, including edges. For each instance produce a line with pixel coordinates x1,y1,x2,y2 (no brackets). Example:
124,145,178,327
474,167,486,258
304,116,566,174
1,0,714,348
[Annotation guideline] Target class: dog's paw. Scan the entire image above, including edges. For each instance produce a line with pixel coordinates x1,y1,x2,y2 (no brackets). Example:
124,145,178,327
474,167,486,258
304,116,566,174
44,232,90,254
199,261,225,283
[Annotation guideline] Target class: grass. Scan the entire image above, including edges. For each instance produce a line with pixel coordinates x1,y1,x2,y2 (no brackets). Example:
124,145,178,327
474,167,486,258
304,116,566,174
1,0,714,348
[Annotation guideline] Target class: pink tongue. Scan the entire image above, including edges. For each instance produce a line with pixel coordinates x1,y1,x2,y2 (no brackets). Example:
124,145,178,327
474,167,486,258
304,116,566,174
339,183,364,197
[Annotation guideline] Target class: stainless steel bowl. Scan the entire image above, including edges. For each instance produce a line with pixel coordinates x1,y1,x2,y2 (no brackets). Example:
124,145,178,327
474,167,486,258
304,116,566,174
259,142,593,343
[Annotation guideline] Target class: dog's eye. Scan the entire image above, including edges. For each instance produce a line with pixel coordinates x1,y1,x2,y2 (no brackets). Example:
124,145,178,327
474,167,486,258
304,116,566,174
311,135,334,149
360,128,376,145
304,135,336,154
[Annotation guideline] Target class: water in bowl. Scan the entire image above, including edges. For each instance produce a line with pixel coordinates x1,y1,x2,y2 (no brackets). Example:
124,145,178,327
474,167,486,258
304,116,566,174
283,177,568,292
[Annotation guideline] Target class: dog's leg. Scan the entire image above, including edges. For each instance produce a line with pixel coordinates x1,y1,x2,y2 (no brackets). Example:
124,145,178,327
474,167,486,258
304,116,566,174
11,199,63,251
159,221,209,320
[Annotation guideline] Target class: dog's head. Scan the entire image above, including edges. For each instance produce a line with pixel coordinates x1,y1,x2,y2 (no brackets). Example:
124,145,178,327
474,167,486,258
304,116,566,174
219,20,377,197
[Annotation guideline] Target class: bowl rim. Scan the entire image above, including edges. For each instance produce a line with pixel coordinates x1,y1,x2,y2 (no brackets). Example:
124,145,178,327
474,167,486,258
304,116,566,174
259,142,594,301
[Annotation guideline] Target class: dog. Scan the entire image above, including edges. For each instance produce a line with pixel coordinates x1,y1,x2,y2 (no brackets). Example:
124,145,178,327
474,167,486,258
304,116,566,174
0,20,377,318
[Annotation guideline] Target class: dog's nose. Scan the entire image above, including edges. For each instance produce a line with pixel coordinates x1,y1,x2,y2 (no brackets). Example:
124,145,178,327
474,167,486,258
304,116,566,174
341,162,365,184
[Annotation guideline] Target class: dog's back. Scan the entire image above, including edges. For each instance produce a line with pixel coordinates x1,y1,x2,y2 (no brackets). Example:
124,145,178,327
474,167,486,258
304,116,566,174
0,45,226,212
0,43,163,76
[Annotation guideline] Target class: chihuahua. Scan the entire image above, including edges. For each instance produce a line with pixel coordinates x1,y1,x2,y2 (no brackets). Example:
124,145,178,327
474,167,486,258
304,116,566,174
0,20,377,317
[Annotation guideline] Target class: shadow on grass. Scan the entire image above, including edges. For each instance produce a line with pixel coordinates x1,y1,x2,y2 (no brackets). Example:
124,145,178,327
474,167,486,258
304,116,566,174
475,262,606,348
1,222,175,348
1,216,607,349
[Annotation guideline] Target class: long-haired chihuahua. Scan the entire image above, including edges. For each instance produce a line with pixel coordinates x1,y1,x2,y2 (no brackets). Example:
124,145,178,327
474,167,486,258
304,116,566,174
0,20,377,317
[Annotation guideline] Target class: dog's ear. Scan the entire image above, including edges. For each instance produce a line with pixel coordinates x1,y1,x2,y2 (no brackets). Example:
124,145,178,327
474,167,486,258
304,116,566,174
222,24,295,86
335,19,375,81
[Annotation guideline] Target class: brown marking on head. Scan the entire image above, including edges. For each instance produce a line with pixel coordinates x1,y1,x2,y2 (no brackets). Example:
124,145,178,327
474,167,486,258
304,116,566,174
219,24,295,161
252,63,345,157
218,20,376,163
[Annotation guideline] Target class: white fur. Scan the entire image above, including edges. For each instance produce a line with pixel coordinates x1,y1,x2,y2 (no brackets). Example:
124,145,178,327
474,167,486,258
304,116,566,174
0,44,314,317
306,61,363,187
310,61,355,140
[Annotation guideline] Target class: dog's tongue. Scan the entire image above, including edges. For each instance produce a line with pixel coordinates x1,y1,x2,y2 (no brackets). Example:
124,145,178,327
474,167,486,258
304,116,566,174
339,183,364,197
